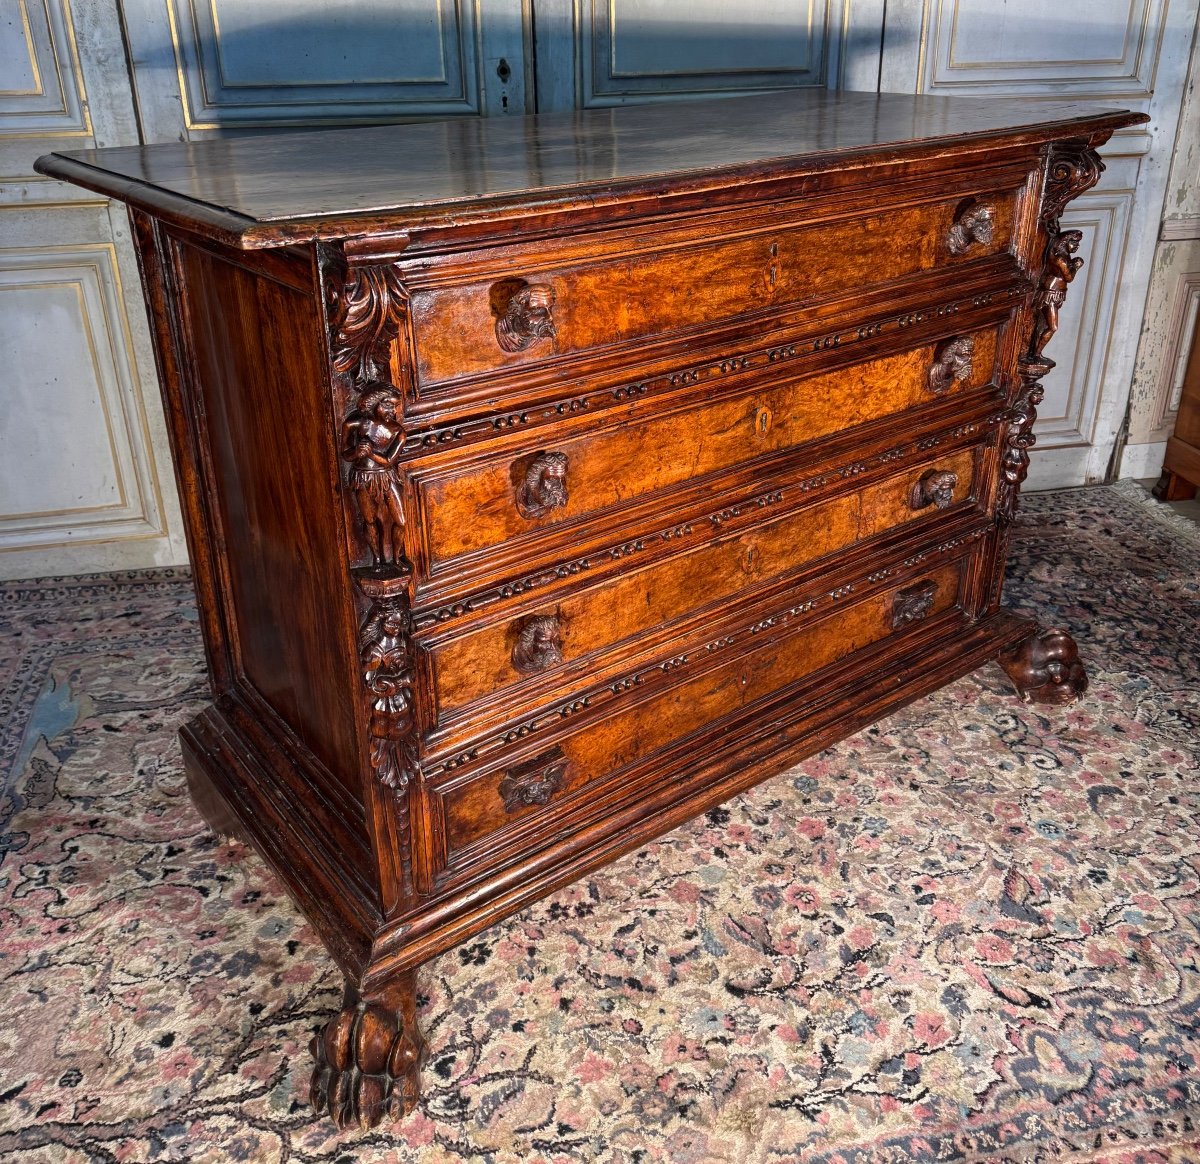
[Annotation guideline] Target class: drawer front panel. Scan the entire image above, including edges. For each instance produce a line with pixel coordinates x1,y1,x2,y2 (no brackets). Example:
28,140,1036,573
428,445,979,723
409,191,1017,390
434,558,964,866
419,327,999,568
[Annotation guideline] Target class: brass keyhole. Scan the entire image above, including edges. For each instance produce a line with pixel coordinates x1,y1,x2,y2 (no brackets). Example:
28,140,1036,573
756,406,772,435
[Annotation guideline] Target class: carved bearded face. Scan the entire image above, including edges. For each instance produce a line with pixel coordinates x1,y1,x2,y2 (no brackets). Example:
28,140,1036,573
945,336,976,379
533,457,568,508
962,204,995,245
926,470,957,508
516,287,556,341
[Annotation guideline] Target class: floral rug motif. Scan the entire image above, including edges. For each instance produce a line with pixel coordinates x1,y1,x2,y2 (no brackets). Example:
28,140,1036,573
0,481,1198,1163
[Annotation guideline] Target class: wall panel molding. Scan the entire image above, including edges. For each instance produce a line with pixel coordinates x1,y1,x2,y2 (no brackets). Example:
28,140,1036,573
0,242,169,553
145,0,483,128
0,0,91,136
918,0,1168,97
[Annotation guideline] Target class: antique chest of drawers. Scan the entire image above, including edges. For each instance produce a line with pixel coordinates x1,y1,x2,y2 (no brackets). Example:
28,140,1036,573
36,88,1144,1128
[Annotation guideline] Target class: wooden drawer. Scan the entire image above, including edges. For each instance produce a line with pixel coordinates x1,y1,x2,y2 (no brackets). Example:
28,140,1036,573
407,188,1018,392
424,443,981,728
426,553,969,878
416,325,999,570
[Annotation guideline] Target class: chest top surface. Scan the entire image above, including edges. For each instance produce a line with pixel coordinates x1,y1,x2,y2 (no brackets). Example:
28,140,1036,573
35,89,1143,250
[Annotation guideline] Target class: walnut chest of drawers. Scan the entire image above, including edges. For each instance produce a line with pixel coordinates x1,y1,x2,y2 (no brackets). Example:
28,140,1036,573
36,88,1144,1129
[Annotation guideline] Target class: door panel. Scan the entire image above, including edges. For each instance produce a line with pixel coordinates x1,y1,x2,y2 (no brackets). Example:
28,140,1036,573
881,0,1199,488
533,0,885,111
122,0,531,139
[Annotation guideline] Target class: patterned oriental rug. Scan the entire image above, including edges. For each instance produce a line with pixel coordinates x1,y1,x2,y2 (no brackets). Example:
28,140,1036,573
1,481,1198,1164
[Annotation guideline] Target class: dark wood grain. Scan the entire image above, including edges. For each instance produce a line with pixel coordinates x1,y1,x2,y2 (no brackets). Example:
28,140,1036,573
37,90,1139,1127
36,90,1141,249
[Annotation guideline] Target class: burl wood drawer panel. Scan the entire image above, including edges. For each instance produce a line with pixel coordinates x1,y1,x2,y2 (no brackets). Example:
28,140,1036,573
418,327,998,568
432,558,965,871
408,189,1017,390
427,444,979,725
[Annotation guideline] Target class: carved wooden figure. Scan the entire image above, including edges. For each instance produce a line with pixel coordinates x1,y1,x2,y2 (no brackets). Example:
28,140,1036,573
1030,229,1084,361
35,89,1144,1129
927,335,976,395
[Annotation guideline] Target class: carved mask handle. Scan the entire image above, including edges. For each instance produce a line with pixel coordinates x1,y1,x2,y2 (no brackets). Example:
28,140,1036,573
515,451,569,519
909,468,960,511
891,579,937,629
496,282,557,353
927,334,976,396
946,201,996,256
499,747,568,813
512,613,564,674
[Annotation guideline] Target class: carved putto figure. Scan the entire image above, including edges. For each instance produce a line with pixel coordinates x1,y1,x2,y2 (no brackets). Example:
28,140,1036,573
1030,230,1083,361
360,601,415,790
342,384,406,566
512,614,564,674
496,283,557,353
947,203,995,255
927,335,976,396
516,451,569,518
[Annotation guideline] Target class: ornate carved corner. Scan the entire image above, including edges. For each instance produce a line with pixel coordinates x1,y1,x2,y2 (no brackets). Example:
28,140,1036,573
947,201,996,256
310,977,426,1131
927,335,976,396
327,258,413,575
892,580,937,629
515,451,569,519
995,144,1104,528
999,628,1088,705
496,282,557,353
499,747,567,813
909,468,959,511
996,362,1047,525
512,613,564,674
358,590,418,796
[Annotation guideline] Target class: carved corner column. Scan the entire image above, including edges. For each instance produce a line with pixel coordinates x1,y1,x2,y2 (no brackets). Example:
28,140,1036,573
993,143,1105,703
317,244,427,1126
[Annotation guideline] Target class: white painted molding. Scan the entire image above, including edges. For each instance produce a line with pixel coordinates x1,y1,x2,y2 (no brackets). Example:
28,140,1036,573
1162,215,1200,240
1118,440,1168,479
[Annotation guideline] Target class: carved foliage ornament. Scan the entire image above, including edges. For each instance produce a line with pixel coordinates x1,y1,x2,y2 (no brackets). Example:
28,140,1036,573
500,747,568,813
892,579,937,629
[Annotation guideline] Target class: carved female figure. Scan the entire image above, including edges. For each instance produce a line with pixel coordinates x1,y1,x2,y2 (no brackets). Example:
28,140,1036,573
360,601,415,790
342,385,406,566
1030,230,1083,361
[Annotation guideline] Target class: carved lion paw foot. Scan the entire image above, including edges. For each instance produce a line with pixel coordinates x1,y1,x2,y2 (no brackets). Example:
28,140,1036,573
310,994,426,1130
999,627,1088,705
